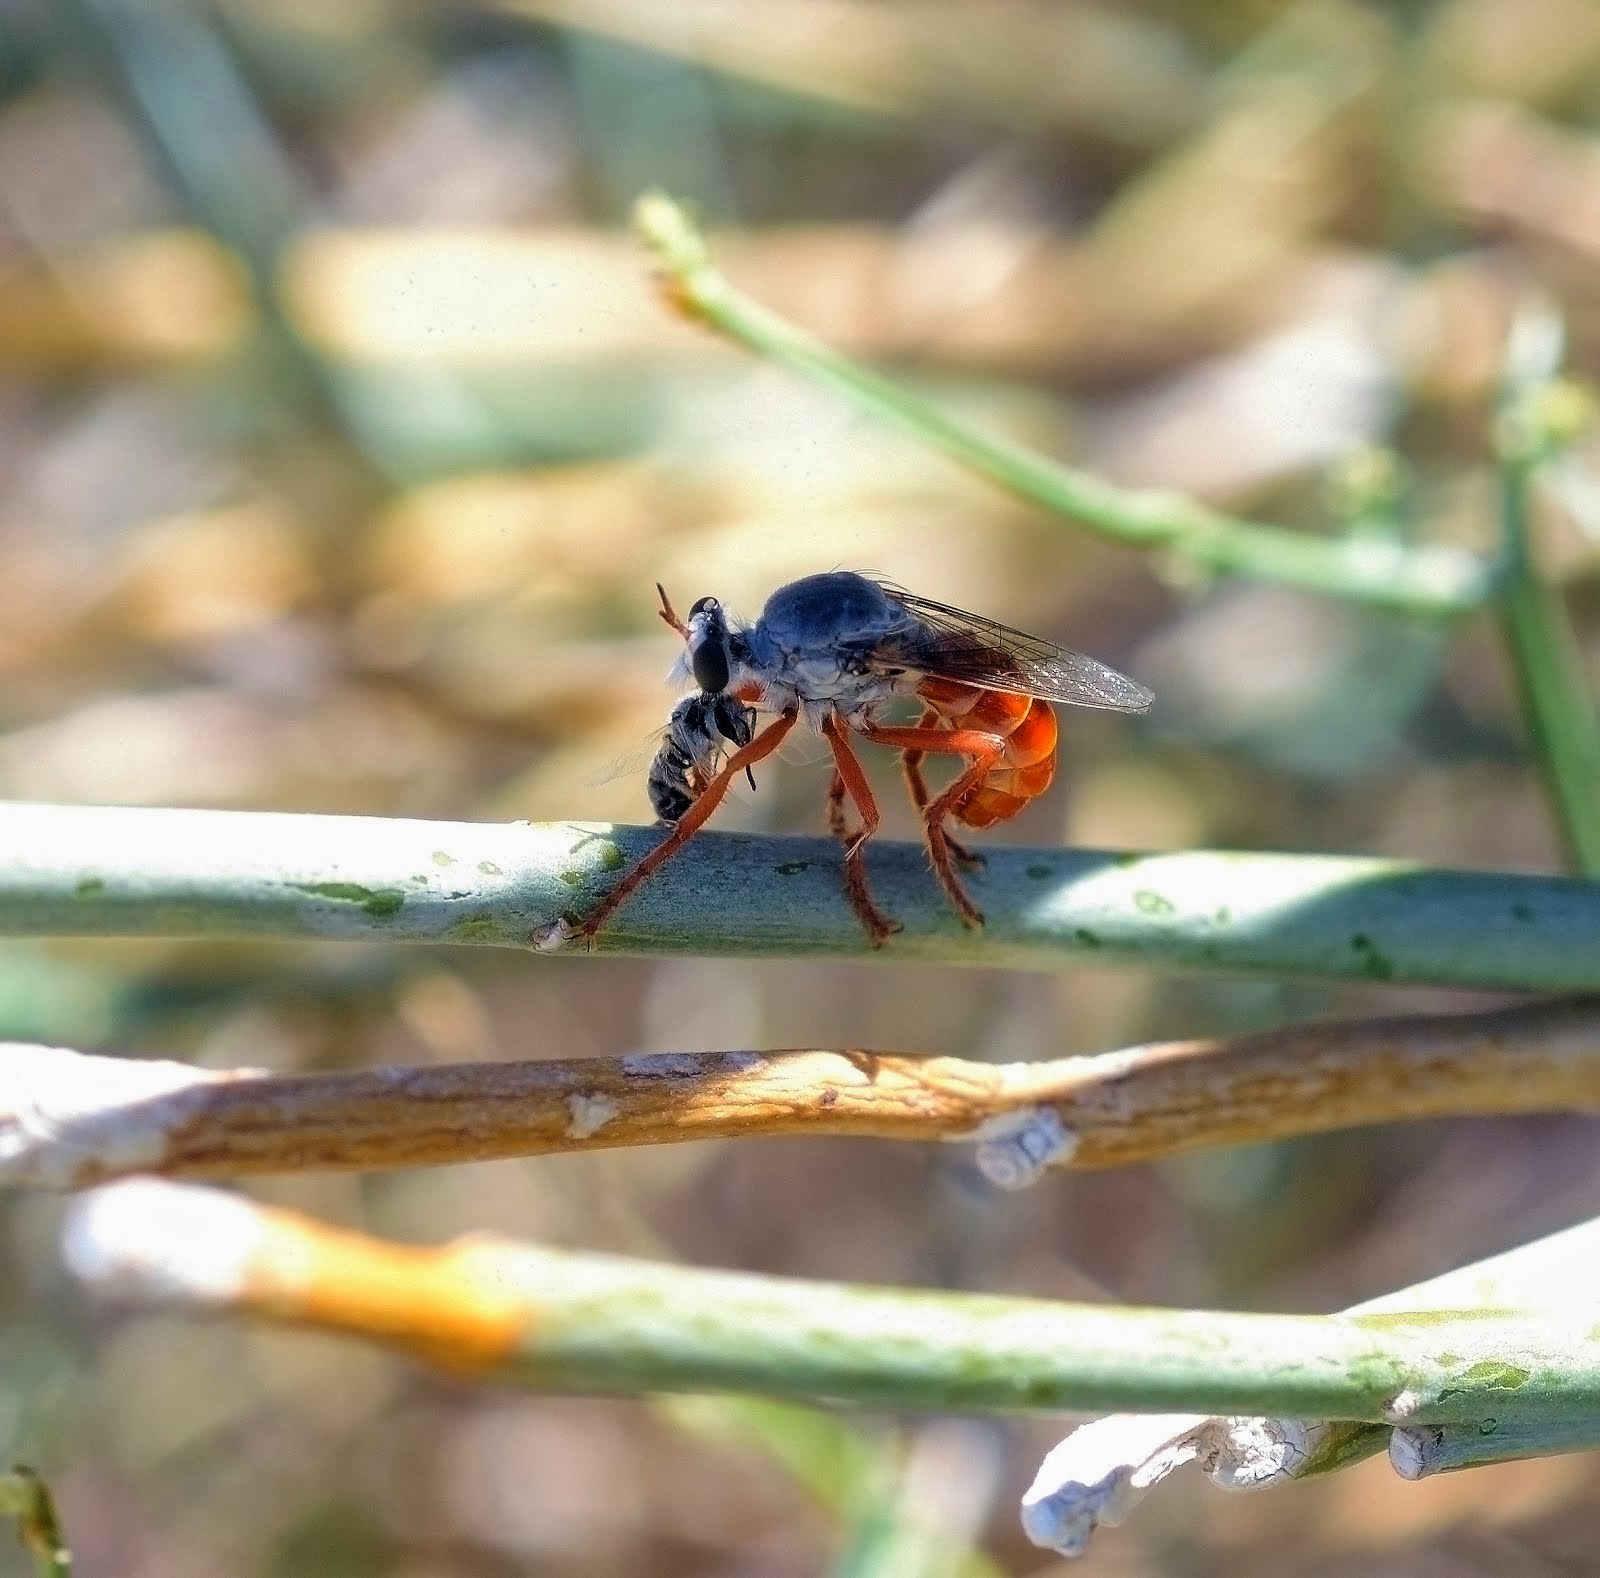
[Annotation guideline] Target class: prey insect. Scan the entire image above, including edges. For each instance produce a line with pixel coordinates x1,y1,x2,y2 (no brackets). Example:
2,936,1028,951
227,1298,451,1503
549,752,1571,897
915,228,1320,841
564,570,1153,946
645,688,758,823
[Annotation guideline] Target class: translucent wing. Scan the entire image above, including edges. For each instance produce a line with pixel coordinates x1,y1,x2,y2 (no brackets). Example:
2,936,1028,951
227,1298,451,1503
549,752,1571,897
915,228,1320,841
587,721,765,797
585,732,666,789
871,585,1153,713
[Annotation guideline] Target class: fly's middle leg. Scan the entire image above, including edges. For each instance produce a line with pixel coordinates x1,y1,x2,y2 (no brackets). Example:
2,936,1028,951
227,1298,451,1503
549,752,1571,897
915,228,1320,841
820,716,901,946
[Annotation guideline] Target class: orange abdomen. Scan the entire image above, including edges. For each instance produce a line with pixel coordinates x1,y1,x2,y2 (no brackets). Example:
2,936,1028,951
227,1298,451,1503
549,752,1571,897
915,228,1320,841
918,682,1058,829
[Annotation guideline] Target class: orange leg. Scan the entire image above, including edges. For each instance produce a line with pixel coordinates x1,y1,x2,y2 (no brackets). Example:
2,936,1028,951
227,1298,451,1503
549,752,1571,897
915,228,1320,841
821,715,901,945
567,709,799,942
826,770,848,842
899,706,983,871
858,722,1005,927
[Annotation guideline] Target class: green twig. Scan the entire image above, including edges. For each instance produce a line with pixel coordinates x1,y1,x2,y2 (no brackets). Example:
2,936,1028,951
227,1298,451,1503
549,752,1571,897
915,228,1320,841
11,802,1600,990
633,192,1489,618
64,1180,1600,1427
0,1467,70,1578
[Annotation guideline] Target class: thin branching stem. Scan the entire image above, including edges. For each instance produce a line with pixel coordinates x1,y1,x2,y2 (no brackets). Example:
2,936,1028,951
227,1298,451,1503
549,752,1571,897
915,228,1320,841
9,802,1600,989
633,192,1489,618
1494,409,1600,873
0,1467,70,1578
14,998,1600,1186
62,1180,1600,1424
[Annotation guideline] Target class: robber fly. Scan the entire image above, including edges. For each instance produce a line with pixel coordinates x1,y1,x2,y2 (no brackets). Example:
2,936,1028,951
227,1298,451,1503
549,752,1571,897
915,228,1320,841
562,570,1152,947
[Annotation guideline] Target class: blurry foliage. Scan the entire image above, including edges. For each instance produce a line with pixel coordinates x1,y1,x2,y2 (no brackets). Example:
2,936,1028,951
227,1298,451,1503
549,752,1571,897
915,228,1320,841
4,0,1600,1573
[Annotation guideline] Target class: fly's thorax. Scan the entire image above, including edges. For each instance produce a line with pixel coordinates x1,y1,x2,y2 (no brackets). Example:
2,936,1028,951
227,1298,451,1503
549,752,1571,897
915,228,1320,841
745,578,913,712
755,572,906,653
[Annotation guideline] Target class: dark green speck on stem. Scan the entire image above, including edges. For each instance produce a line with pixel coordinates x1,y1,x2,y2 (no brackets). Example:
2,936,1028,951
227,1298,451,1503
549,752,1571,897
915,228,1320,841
1074,927,1102,948
291,881,406,920
775,860,810,876
1026,863,1053,880
1349,932,1395,980
74,877,105,898
1511,903,1534,923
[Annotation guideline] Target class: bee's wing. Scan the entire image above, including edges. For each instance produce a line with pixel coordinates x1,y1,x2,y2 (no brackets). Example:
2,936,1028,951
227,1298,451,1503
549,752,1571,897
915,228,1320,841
585,732,666,789
587,721,769,799
870,586,1153,713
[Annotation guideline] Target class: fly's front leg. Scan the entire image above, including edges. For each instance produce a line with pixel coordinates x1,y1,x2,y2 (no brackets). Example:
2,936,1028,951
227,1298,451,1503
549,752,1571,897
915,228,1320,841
560,710,798,946
820,716,902,946
899,706,984,872
859,721,1004,927
826,770,849,843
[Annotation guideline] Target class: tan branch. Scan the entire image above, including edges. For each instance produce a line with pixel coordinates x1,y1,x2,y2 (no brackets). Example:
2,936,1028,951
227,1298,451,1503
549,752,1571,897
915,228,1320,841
7,997,1600,1188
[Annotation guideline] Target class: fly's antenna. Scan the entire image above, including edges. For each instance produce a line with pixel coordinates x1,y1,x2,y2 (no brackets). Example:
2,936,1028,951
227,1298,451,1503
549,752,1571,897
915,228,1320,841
656,583,690,638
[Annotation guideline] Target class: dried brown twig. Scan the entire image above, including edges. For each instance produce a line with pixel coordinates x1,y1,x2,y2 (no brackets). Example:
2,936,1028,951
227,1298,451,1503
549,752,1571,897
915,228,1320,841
7,996,1600,1189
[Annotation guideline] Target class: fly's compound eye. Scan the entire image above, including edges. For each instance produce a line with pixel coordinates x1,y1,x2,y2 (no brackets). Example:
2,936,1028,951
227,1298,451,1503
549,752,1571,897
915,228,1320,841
688,595,719,617
691,638,730,694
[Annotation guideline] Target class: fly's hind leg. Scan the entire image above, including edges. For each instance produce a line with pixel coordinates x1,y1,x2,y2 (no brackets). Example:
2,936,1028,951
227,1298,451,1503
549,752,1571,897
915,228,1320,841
820,717,901,946
899,708,984,872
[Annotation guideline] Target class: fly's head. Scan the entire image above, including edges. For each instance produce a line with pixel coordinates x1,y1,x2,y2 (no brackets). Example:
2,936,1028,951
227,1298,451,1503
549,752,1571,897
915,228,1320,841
684,595,733,695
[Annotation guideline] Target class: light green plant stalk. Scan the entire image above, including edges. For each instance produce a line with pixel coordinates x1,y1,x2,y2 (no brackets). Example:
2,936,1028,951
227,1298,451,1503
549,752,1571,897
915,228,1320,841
60,1179,1600,1427
12,801,1600,989
0,1467,70,1578
633,192,1489,618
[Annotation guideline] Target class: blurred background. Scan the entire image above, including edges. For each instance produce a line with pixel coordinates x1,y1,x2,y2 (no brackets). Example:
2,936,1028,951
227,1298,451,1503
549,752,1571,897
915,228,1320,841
6,0,1600,1572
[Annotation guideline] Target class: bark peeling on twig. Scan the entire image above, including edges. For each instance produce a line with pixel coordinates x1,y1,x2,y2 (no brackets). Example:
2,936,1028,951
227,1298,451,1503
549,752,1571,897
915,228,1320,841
10,997,1600,1186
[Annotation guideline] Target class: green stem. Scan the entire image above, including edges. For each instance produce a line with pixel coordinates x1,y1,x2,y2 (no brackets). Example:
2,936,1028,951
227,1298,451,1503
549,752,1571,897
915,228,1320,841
65,1183,1600,1428
437,1246,1600,1422
11,802,1600,991
1496,454,1600,874
634,193,1489,619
